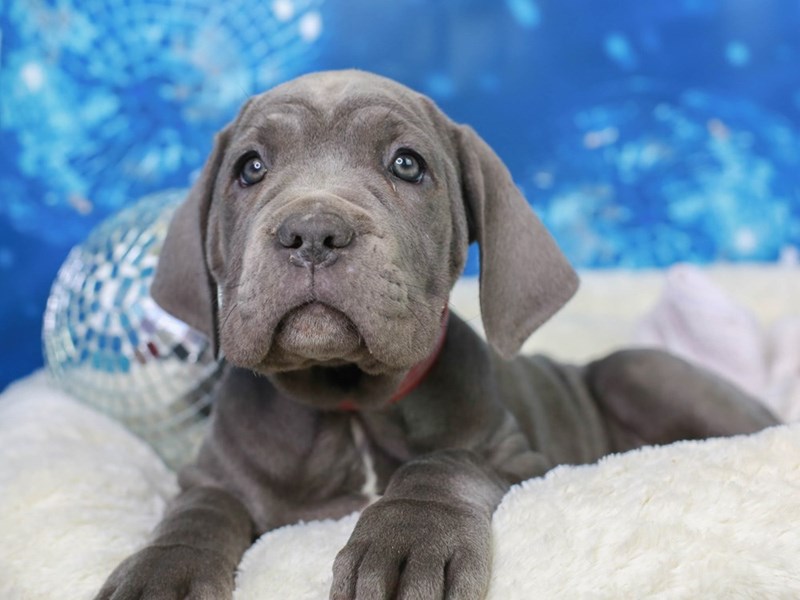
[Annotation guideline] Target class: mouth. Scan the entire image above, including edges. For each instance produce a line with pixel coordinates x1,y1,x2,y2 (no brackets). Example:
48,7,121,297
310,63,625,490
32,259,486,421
271,302,363,362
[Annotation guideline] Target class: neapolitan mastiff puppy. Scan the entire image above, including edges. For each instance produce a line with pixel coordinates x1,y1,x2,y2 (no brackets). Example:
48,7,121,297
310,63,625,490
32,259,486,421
97,70,778,600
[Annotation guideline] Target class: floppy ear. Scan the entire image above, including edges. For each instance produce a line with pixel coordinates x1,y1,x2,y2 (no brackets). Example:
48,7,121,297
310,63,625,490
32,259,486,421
455,125,579,359
150,125,232,355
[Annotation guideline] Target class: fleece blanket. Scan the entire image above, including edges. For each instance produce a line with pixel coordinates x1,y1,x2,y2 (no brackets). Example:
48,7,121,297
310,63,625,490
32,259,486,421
1,373,799,599
2,265,800,598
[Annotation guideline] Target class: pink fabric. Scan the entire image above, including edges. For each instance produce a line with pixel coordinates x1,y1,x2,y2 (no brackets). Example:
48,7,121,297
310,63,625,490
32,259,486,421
767,317,800,421
633,264,800,422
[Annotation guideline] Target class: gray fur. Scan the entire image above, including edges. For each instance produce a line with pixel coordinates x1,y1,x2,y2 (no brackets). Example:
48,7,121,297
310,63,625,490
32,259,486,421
97,70,778,600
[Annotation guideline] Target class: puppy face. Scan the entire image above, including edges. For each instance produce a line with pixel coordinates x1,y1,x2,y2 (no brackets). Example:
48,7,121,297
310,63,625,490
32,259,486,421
152,70,579,408
209,72,469,376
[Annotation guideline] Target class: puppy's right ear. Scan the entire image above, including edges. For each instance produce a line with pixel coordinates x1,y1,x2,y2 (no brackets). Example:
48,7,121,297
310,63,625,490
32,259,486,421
150,125,233,355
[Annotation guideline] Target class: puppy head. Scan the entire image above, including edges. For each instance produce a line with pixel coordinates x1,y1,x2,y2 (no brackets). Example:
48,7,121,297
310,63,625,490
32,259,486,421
152,70,577,396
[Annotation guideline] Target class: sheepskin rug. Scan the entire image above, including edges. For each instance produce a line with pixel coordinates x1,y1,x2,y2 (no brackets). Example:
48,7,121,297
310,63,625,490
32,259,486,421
1,372,799,599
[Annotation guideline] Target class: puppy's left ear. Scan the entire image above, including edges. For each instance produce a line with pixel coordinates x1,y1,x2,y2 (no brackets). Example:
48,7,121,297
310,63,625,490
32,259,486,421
455,125,579,359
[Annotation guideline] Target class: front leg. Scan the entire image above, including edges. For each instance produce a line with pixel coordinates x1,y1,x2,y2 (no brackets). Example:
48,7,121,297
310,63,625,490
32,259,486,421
95,486,253,600
332,402,551,600
331,314,553,600
97,366,372,600
331,450,506,600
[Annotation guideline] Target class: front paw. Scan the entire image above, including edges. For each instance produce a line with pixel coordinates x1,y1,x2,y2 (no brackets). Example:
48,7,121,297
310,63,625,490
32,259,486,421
95,544,235,600
330,498,492,600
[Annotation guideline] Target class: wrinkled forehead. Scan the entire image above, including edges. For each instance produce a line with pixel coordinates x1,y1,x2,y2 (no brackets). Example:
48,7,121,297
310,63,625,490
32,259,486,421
232,72,446,152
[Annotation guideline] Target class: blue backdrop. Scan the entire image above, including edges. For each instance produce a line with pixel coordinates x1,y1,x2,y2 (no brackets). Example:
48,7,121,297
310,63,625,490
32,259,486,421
2,0,800,388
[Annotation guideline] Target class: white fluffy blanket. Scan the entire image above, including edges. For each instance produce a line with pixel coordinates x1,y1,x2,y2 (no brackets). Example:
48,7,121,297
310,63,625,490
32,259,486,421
3,266,800,598
1,373,799,599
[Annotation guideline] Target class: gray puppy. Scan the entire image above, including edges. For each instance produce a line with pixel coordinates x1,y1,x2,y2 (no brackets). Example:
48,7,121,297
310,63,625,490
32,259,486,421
96,70,778,600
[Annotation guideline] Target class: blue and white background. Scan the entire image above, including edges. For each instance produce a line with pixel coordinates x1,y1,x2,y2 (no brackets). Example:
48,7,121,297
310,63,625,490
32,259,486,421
2,0,800,388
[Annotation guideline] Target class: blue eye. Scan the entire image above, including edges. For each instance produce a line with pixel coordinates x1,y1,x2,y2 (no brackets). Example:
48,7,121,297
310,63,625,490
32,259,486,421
389,151,425,183
239,155,266,186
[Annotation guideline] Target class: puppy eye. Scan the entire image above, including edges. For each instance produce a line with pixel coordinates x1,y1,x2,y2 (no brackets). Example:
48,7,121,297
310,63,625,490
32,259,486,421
239,155,267,186
389,151,425,183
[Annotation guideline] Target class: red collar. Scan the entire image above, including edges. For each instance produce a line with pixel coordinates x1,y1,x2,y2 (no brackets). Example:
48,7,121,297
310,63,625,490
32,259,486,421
337,306,449,411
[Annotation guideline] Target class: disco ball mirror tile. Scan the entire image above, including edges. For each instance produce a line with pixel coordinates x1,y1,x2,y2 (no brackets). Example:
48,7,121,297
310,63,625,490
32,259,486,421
43,190,222,468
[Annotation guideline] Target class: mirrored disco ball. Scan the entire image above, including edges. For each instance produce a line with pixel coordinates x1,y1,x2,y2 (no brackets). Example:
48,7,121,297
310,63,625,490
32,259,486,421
43,190,223,469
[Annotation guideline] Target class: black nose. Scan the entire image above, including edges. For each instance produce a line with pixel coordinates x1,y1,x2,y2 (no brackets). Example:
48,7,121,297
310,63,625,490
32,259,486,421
277,212,355,267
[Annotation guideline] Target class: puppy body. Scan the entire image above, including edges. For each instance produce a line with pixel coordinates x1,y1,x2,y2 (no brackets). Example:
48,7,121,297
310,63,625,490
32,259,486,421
97,71,777,600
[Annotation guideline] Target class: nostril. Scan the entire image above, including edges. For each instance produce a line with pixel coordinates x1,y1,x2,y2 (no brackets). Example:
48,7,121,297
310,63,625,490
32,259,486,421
277,219,305,249
329,230,354,249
